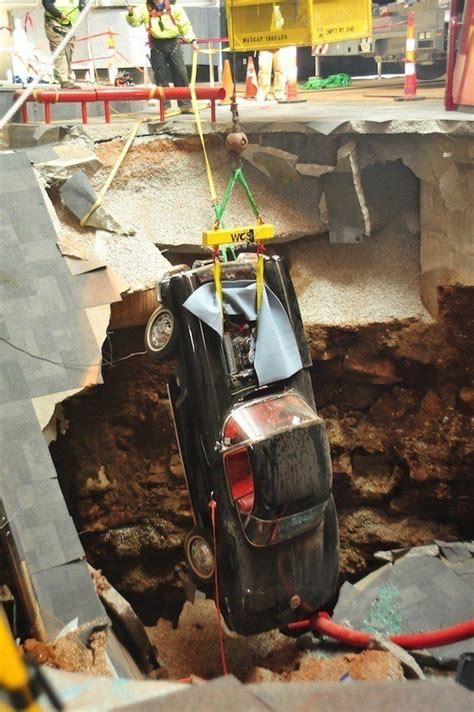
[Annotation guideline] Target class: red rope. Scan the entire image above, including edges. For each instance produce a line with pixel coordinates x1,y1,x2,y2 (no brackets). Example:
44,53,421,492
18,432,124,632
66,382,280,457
209,497,228,675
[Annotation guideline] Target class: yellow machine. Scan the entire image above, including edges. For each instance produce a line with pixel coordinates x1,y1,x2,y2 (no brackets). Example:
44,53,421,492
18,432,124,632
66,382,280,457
226,0,372,51
0,609,40,712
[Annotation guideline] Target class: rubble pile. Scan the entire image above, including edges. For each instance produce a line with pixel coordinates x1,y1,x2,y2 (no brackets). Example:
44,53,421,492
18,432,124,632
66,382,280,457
23,630,110,677
148,600,407,684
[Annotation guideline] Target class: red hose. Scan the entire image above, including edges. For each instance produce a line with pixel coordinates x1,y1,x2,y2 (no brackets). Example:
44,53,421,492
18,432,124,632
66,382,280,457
288,611,474,650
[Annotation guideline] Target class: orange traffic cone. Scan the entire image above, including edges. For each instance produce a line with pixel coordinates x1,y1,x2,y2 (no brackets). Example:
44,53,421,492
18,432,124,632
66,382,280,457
244,56,258,99
395,11,425,102
220,59,233,105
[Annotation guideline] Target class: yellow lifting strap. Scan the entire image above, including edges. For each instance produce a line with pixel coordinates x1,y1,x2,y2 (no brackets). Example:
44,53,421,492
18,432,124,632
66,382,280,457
80,120,141,227
189,51,218,205
256,250,265,311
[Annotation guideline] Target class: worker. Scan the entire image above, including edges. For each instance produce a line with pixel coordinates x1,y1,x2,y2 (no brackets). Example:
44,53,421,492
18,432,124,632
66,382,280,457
42,0,84,89
257,49,286,102
256,5,291,102
125,1,198,113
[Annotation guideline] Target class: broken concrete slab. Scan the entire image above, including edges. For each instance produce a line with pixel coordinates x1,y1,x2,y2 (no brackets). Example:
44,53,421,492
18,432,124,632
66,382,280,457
322,141,370,243
368,634,425,680
5,123,61,148
242,144,300,183
60,171,124,233
34,143,102,184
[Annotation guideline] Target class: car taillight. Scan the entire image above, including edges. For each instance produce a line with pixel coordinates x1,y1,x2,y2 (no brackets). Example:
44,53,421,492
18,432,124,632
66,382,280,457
224,447,254,515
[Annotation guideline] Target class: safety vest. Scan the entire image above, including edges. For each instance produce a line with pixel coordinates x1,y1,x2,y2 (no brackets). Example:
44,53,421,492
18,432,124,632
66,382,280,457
126,3,196,43
45,0,80,26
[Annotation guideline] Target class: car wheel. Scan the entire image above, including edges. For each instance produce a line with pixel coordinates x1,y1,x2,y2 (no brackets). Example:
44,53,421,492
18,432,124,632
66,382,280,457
184,527,215,586
144,306,178,361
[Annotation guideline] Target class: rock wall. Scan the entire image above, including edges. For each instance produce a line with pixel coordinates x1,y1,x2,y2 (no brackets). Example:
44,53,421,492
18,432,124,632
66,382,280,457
49,285,473,621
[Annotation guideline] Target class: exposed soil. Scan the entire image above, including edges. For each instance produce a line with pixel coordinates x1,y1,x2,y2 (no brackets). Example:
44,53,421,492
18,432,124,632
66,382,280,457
49,284,473,624
148,599,405,683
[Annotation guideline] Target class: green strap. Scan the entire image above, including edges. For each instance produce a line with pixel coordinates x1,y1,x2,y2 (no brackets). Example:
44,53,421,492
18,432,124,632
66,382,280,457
214,166,261,227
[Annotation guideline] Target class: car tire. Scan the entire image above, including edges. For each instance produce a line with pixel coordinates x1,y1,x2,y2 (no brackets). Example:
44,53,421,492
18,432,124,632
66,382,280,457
144,306,178,362
184,527,215,587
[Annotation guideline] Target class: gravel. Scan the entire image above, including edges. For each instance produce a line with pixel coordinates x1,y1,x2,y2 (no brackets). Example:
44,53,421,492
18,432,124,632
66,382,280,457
290,226,432,326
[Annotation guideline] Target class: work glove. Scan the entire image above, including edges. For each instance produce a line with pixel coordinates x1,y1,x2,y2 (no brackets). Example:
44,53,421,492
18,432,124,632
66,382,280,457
192,40,199,51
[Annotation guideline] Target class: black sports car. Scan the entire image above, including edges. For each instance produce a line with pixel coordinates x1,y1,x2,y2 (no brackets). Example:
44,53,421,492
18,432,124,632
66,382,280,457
145,253,339,635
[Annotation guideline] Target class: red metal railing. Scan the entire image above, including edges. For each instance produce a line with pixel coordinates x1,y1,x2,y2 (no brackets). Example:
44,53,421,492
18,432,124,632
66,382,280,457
15,85,225,124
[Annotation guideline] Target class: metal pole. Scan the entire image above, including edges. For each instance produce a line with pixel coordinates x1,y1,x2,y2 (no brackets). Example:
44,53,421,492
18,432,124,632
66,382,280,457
85,13,96,84
376,55,383,79
208,42,214,87
314,54,321,78
0,1,94,130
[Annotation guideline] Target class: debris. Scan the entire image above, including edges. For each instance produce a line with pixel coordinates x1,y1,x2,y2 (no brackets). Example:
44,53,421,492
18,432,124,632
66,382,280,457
368,634,425,679
332,544,474,666
290,650,404,682
23,629,111,677
89,565,159,674
148,600,295,681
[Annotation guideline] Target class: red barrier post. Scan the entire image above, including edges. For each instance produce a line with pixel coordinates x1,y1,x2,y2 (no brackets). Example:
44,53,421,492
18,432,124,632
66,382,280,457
44,102,52,124
211,99,216,123
21,103,28,123
160,100,165,121
103,100,111,123
445,16,459,110
81,101,88,124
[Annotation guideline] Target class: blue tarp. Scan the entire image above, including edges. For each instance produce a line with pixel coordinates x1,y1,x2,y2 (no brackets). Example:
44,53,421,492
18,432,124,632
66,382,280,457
183,280,303,386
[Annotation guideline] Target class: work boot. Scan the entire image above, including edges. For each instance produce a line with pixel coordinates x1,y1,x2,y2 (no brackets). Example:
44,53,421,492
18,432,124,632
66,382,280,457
61,81,82,89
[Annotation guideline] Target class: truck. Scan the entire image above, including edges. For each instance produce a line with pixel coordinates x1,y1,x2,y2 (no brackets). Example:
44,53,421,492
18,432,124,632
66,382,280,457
318,1,464,80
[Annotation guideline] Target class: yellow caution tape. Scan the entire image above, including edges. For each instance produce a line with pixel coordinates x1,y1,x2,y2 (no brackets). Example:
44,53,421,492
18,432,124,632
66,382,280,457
203,223,275,247
80,120,140,227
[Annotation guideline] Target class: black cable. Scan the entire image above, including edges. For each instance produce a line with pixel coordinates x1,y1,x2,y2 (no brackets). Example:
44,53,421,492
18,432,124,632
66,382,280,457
0,336,146,371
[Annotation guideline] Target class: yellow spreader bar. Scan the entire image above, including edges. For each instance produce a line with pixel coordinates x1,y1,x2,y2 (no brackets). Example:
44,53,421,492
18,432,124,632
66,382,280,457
203,223,275,247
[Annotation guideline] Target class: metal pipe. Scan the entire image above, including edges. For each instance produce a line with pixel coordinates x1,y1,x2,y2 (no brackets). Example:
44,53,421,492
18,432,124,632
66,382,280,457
95,87,225,102
17,87,225,103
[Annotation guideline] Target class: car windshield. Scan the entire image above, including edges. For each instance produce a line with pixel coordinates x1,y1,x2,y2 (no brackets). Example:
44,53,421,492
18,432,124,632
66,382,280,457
223,393,317,446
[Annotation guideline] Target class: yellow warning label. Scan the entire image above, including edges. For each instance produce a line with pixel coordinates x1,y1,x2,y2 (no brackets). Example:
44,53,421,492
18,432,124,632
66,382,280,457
203,224,275,247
